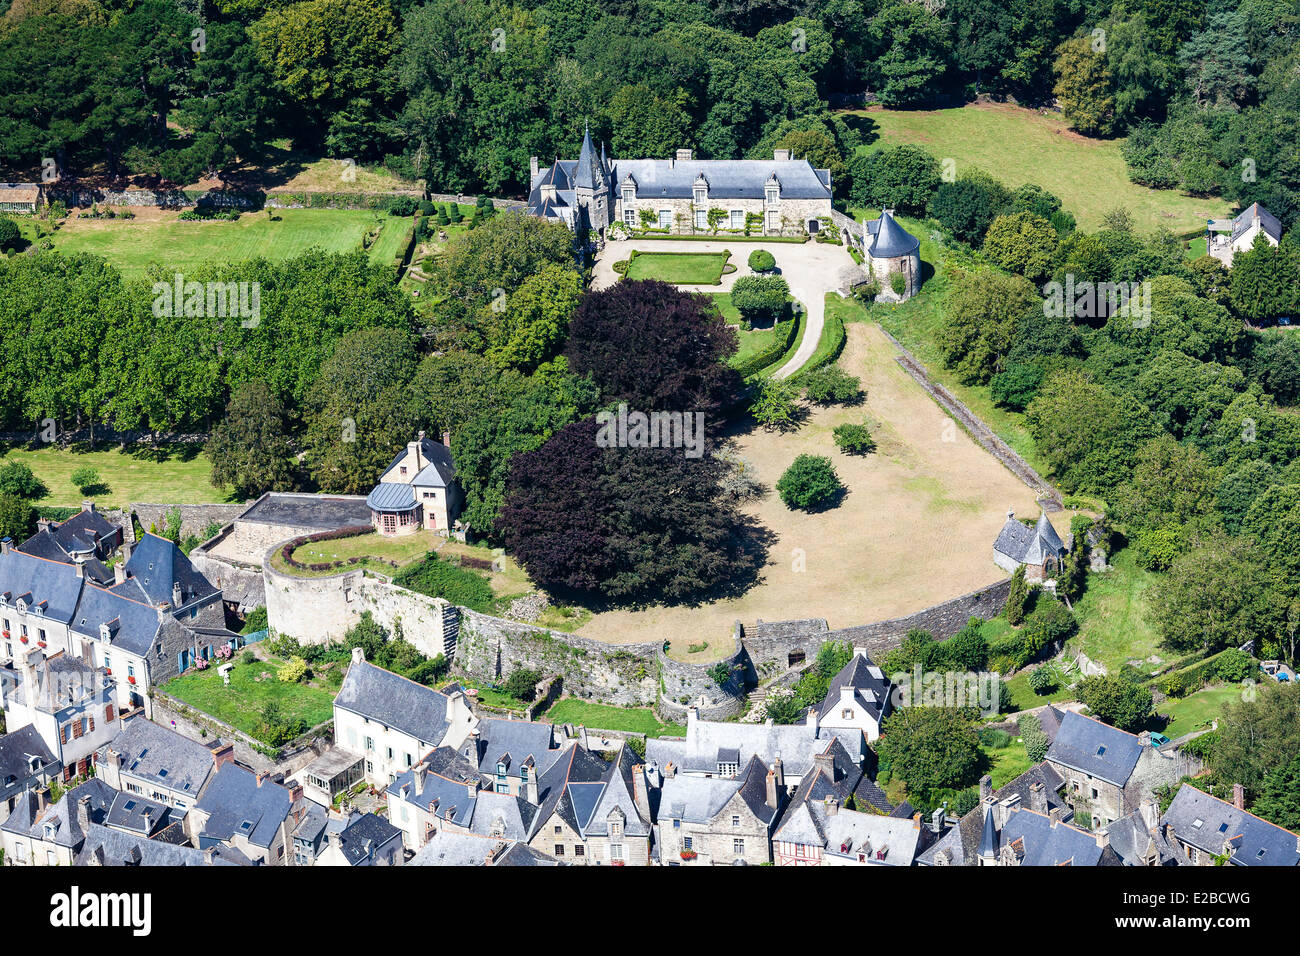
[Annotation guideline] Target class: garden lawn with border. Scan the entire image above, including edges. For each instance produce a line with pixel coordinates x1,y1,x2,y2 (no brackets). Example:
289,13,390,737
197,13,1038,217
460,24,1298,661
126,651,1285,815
1157,684,1245,739
625,250,730,285
0,444,232,509
542,699,686,737
162,652,336,744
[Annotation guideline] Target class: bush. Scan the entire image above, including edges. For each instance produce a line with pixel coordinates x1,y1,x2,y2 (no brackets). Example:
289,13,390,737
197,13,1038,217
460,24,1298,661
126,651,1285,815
1214,648,1256,683
502,666,543,702
776,454,843,511
419,200,435,216
730,274,790,322
748,249,776,273
392,552,496,612
749,377,801,430
277,656,308,683
1023,727,1050,761
241,650,257,665
802,366,861,405
389,197,419,216
70,466,101,494
0,217,20,252
833,422,876,455
1028,665,1057,695
0,461,44,499
889,271,907,296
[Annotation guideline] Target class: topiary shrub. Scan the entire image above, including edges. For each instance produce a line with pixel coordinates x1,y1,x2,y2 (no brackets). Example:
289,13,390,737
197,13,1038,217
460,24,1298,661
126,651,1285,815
389,196,419,216
776,454,843,511
747,249,776,273
731,274,790,323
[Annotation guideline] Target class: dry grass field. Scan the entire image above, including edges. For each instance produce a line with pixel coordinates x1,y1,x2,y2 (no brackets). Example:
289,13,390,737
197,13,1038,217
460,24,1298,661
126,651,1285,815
576,321,1068,662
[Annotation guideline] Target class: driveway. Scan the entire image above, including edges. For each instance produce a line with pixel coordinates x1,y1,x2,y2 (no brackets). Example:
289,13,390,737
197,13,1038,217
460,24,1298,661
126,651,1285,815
593,238,860,378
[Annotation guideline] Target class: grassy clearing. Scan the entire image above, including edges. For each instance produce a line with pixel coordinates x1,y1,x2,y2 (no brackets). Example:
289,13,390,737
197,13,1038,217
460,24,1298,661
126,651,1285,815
1157,684,1245,738
163,651,337,742
0,444,232,509
1068,548,1163,676
626,251,730,284
713,292,787,367
50,207,396,279
1001,667,1077,714
986,741,1035,789
541,698,686,738
271,529,439,577
843,102,1226,232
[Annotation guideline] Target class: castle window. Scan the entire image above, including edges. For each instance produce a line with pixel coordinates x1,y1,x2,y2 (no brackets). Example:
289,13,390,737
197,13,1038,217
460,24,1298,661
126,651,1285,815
695,208,707,230
624,208,636,228
765,185,779,205
657,209,672,229
729,210,744,230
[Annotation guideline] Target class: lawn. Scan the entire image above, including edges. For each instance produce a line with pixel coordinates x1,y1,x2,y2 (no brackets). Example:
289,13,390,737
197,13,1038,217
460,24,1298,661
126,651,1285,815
51,207,399,279
0,444,233,509
1001,666,1077,714
1068,548,1163,677
541,698,686,738
1157,684,1246,739
272,528,440,577
712,292,788,367
163,651,337,743
366,217,414,268
842,102,1227,233
625,251,730,284
986,741,1034,789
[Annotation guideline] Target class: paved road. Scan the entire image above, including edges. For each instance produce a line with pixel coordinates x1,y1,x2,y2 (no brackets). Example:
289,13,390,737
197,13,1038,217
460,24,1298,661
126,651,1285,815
593,238,858,378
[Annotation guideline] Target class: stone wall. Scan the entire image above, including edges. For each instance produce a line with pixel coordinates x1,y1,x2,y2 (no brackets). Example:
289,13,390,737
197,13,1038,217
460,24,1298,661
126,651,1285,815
133,502,248,538
618,196,832,237
656,639,750,721
454,609,659,707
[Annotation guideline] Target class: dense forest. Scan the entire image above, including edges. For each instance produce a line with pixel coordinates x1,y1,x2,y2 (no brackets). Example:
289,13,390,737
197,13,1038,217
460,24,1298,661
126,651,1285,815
0,0,1297,223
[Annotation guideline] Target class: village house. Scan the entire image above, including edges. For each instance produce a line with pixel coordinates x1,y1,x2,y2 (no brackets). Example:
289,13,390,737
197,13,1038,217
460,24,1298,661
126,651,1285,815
77,824,244,866
102,790,179,841
0,724,59,816
189,763,303,865
917,765,1067,865
813,647,892,741
1207,203,1282,268
992,509,1068,583
1160,784,1300,866
972,798,1121,866
1,777,115,866
366,431,462,536
94,713,226,813
408,829,560,866
21,502,123,567
313,811,404,866
0,182,42,214
528,127,834,243
333,647,477,787
385,746,501,849
656,755,782,866
1103,797,1188,866
0,648,120,780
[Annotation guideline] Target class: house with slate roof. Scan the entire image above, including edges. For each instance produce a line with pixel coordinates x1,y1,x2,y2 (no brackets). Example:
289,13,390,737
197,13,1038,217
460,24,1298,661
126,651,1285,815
527,127,834,244
190,762,302,865
993,509,1068,583
314,810,404,866
95,713,222,813
77,823,245,866
459,716,560,797
1,648,120,778
861,209,922,302
918,764,1067,865
1,776,114,866
815,646,892,742
656,754,782,865
1207,202,1283,268
0,724,59,816
366,431,462,536
1160,784,1300,866
27,502,123,565
1102,797,1188,866
333,647,476,787
972,799,1121,866
408,829,560,866
525,740,653,865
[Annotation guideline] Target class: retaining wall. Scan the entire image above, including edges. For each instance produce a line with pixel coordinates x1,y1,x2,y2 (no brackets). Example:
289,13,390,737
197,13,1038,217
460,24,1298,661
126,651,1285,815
656,638,750,721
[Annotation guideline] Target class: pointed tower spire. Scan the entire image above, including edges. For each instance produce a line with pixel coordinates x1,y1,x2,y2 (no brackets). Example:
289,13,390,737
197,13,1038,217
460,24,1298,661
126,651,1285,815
576,121,597,190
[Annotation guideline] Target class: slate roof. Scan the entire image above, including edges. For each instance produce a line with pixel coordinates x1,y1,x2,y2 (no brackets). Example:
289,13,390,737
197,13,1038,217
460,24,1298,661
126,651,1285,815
1036,704,1068,742
380,435,456,488
387,750,490,829
335,658,451,744
1162,785,1300,867
1231,202,1283,243
773,738,893,847
194,763,292,849
17,529,76,563
1105,808,1187,866
1046,711,1143,787
328,811,403,865
864,209,920,258
994,511,1067,565
0,724,58,792
613,158,832,201
819,808,926,864
123,533,219,609
408,829,560,866
2,651,110,712
104,791,170,835
646,714,863,779
1,777,115,848
237,493,372,530
77,823,244,866
818,651,891,724
52,508,120,555
0,547,86,623
97,716,215,799
467,717,559,777
997,806,1112,866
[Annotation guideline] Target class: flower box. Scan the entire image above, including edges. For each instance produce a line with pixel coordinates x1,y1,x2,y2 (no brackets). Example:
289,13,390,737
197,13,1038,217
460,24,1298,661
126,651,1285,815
127,676,136,685
37,641,46,648
19,636,28,644
680,850,697,861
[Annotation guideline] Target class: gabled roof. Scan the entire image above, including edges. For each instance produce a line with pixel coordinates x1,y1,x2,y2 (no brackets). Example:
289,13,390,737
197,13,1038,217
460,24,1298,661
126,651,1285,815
1162,785,1300,866
999,806,1110,866
194,763,292,849
1046,712,1143,788
124,534,218,609
52,508,120,554
865,209,920,258
379,435,456,488
820,807,925,864
97,716,215,798
1,777,115,847
818,651,890,723
2,651,111,713
0,547,85,623
329,811,403,865
611,158,832,200
104,791,170,835
1232,203,1283,243
0,724,58,790
994,510,1068,565
471,717,560,776
77,823,244,866
408,829,561,866
334,658,451,745
645,713,863,779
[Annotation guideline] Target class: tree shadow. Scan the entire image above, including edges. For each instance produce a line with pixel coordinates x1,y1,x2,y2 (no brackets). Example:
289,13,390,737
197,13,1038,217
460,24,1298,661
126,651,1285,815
840,113,880,149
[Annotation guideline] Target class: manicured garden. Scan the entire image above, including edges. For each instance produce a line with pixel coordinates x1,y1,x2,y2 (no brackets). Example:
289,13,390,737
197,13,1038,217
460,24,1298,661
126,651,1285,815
272,528,439,577
624,250,731,285
0,444,232,509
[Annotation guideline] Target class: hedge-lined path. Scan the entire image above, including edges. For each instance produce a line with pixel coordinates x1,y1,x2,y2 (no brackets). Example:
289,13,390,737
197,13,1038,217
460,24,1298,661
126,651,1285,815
592,237,857,378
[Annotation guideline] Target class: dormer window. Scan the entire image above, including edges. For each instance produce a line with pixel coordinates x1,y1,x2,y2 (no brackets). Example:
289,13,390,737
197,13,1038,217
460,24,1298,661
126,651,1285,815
693,174,708,205
766,184,779,204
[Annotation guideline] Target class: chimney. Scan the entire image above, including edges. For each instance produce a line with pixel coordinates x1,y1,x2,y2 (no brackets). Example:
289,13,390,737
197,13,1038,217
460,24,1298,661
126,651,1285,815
351,646,365,665
83,500,96,514
824,796,839,817
1140,798,1159,831
442,430,451,451
631,762,649,816
526,766,539,805
812,749,836,783
773,149,790,161
203,846,217,865
114,564,127,585
466,778,479,800
209,743,235,769
676,148,692,161
1233,783,1245,810
408,432,425,472
1,536,11,554
765,768,779,810
37,517,51,533
76,794,93,832
529,156,539,180
1028,779,1046,814
997,794,1020,829
412,762,428,795
155,602,169,621
256,771,269,787
172,581,183,608
931,806,945,832
1095,828,1110,850
772,757,784,792
141,806,153,831
288,781,303,805
73,562,84,579
979,774,992,803
1049,806,1065,825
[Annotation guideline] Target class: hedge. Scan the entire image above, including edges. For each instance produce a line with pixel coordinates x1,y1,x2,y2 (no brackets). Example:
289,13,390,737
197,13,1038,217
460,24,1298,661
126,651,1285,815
789,304,846,382
735,310,801,379
279,525,375,572
1153,648,1252,698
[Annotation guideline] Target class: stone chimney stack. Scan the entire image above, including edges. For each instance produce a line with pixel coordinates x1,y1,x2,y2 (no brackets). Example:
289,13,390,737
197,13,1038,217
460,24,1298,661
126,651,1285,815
676,148,693,161
1095,827,1110,850
413,763,428,795
773,148,791,161
812,749,836,783
408,432,425,472
1,536,11,554
765,768,779,810
1027,779,1046,814
114,564,127,585
979,774,993,803
529,156,539,180
351,646,365,666
73,562,84,579
1140,797,1159,831
1233,783,1246,810
772,757,784,792
172,581,183,608
526,766,539,805
1049,806,1065,825
83,500,96,514
442,431,451,451
209,742,235,770
76,794,93,833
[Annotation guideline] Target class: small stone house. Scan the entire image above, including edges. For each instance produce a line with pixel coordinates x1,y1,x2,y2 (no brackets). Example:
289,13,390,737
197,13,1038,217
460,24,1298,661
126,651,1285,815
862,209,921,301
366,431,462,536
0,182,41,214
1207,203,1282,268
993,509,1067,582
657,755,782,865
1160,784,1300,866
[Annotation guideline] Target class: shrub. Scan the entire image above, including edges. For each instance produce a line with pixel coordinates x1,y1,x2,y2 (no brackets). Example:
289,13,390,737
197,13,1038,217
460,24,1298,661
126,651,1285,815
241,650,257,665
392,553,496,612
1028,665,1057,695
419,200,435,216
435,206,450,225
70,466,101,494
731,274,790,322
1214,648,1256,683
749,377,801,430
389,197,419,216
890,271,907,296
833,422,876,455
748,249,776,273
1023,726,1050,761
0,217,20,251
776,455,843,511
502,666,543,702
277,656,308,683
0,461,44,499
802,366,861,405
